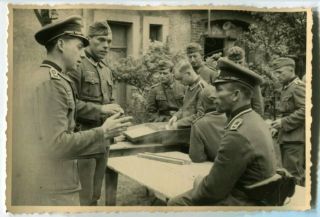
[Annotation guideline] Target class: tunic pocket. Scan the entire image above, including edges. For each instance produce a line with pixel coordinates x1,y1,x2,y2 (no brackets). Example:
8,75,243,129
82,72,101,97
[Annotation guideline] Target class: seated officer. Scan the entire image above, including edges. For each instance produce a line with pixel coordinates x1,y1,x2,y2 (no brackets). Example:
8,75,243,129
186,42,219,84
189,85,227,162
227,46,264,117
168,58,277,206
146,59,186,122
168,60,207,129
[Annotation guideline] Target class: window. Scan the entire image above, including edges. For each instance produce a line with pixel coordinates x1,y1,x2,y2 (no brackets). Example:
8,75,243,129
149,24,163,42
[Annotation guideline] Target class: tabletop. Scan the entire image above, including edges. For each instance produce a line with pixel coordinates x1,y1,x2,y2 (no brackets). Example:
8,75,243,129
107,151,213,201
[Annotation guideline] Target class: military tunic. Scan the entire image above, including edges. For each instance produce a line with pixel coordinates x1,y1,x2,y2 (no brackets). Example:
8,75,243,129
69,50,114,127
68,51,115,205
195,63,219,85
189,111,227,162
168,106,277,206
174,77,207,128
278,76,305,185
31,61,108,205
251,85,264,117
146,80,186,122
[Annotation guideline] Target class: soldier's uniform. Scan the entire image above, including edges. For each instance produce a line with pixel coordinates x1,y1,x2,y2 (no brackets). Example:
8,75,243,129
195,63,219,85
168,58,277,206
174,76,207,128
189,111,227,162
251,85,264,117
32,60,108,205
278,76,305,185
68,49,115,205
146,80,185,122
30,16,110,206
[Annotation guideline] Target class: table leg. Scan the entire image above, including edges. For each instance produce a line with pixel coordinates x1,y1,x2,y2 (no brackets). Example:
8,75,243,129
105,167,118,206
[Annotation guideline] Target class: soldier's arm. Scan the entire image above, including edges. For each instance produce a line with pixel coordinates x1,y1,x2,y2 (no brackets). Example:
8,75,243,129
251,85,264,117
76,99,106,120
109,68,116,103
146,87,159,121
189,123,208,162
191,131,253,202
34,81,106,159
281,84,305,132
176,90,205,128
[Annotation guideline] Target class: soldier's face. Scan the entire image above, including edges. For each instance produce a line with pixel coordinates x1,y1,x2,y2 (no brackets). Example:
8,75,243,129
88,35,112,60
187,52,202,68
215,83,236,113
274,66,295,84
62,38,84,71
159,69,173,85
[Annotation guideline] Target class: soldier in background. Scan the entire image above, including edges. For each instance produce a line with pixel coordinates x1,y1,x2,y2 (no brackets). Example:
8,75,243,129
30,16,132,205
146,60,186,122
189,85,227,162
68,21,124,205
271,57,305,186
227,46,265,117
167,60,207,129
186,43,219,84
168,58,277,206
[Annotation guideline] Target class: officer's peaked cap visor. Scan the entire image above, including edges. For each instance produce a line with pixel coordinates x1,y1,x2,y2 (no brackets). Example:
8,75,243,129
214,57,264,89
35,15,89,47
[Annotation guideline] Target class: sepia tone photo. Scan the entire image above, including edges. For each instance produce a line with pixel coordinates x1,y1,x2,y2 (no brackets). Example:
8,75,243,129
6,4,312,212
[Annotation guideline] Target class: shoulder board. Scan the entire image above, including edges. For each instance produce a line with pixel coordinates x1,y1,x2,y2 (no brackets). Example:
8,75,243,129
49,68,60,80
229,118,243,131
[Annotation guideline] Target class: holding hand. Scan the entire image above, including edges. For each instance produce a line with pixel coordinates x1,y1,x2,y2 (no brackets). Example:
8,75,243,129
101,112,133,139
271,119,282,129
168,115,177,126
101,103,124,116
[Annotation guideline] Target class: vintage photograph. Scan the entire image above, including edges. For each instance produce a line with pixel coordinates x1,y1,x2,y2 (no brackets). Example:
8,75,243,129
6,4,312,212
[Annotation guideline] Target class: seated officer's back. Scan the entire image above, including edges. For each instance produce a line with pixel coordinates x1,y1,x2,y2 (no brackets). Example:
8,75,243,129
189,85,227,162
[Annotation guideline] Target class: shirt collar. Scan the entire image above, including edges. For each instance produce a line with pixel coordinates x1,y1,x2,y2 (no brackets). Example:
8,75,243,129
283,76,298,89
228,104,252,121
84,49,107,68
41,60,62,72
225,104,252,129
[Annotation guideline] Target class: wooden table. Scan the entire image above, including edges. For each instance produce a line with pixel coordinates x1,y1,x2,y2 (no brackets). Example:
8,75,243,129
104,151,307,207
105,151,212,205
109,141,182,157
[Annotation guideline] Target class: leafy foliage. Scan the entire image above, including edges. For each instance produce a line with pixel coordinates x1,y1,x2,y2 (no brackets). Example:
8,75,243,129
236,12,306,119
108,41,178,123
111,41,173,95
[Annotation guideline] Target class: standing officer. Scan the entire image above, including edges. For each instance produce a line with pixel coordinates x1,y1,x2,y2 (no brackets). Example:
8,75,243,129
271,57,305,186
189,85,227,162
186,43,219,84
227,46,264,117
68,21,123,206
31,16,132,205
146,59,186,122
168,60,207,129
168,58,277,206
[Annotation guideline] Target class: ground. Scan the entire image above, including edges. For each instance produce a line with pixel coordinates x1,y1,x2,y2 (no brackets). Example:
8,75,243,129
99,174,166,206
